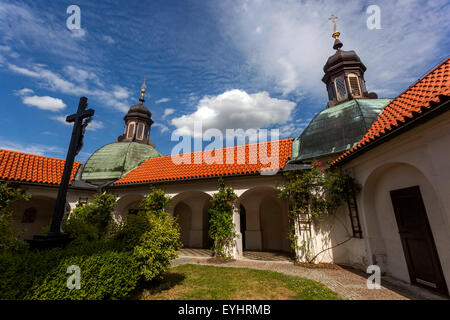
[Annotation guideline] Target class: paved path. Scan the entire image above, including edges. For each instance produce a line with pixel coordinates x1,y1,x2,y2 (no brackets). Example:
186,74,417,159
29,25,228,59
173,255,446,300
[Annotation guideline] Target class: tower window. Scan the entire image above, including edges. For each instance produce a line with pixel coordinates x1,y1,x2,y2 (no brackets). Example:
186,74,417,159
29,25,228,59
335,76,347,100
348,74,362,97
327,82,336,100
137,123,145,140
127,122,135,139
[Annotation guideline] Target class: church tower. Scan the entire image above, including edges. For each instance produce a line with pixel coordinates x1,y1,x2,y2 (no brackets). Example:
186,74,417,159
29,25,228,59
288,15,392,164
322,15,377,108
117,79,156,147
79,78,162,184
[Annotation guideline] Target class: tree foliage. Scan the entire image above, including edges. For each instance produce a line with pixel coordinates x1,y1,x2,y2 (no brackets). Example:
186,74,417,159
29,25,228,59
0,183,30,254
278,161,361,258
208,179,237,258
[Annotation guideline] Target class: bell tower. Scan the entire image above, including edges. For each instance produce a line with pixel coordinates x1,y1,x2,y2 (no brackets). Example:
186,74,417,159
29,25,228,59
117,78,156,147
322,15,377,108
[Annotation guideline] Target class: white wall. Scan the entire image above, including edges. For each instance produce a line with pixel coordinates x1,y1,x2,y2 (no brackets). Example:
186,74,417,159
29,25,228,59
340,111,450,288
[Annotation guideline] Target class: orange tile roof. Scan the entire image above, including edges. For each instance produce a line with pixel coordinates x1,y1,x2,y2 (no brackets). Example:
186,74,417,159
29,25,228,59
114,138,293,185
0,149,82,185
334,57,450,165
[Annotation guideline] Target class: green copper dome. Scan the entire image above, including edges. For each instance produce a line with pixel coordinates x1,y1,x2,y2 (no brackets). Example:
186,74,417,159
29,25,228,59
80,142,162,181
290,99,392,162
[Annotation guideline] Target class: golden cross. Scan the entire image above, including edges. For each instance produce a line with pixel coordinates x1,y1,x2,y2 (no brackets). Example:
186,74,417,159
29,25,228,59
328,14,340,39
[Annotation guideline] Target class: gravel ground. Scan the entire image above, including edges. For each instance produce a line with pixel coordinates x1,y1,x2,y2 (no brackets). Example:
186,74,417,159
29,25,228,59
172,256,447,300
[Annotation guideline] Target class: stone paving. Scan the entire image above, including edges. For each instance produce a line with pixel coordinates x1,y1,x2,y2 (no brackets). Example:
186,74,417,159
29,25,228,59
173,250,447,300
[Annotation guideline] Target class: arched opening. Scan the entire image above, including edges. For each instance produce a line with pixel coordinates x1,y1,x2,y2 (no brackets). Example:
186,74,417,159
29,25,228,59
260,197,285,251
238,187,290,253
174,202,192,247
363,162,449,295
115,193,145,222
11,196,56,239
170,191,212,249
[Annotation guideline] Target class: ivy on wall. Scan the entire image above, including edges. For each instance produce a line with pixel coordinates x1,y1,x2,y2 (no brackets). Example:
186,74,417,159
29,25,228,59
208,179,237,258
278,161,361,262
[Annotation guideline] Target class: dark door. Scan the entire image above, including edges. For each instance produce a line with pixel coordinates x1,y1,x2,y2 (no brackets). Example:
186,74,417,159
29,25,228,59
390,186,448,295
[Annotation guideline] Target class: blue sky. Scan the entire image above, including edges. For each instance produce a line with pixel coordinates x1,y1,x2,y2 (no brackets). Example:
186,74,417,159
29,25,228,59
0,0,449,162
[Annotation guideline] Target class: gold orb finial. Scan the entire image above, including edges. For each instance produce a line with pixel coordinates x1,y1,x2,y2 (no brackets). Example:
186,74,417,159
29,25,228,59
139,77,147,103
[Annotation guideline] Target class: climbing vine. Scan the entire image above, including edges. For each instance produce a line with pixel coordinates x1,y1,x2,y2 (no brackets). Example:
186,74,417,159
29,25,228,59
278,161,361,262
208,179,237,258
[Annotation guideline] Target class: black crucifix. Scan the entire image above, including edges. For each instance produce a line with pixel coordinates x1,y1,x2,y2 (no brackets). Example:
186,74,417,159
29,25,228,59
30,97,94,248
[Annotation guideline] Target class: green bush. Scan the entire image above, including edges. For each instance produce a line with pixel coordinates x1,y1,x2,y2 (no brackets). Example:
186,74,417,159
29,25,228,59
0,183,30,254
133,213,181,281
114,189,181,281
63,193,117,244
208,179,237,258
0,241,140,300
0,189,181,300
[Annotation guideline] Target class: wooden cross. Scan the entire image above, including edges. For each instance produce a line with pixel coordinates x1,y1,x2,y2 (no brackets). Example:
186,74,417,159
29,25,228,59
49,97,94,235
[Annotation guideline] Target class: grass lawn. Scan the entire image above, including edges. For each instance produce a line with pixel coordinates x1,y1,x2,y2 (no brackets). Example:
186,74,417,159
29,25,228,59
139,264,341,300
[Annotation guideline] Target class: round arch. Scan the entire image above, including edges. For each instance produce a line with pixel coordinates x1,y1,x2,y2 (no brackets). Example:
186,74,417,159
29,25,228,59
114,193,145,222
362,162,450,291
170,191,213,249
11,195,56,239
238,187,289,252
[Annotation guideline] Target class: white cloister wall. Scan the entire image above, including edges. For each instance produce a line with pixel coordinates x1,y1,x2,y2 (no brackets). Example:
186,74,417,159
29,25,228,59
340,111,450,287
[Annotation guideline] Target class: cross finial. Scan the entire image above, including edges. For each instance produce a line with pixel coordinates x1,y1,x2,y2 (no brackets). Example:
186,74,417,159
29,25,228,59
139,77,147,104
328,14,340,39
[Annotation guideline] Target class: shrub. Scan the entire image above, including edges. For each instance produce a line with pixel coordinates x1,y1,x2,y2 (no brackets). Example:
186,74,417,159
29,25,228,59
114,189,181,281
133,213,181,281
0,183,30,254
63,193,117,244
208,179,237,258
0,241,141,300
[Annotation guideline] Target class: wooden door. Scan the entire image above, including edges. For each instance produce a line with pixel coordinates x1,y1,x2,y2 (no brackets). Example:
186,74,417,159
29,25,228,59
390,186,448,295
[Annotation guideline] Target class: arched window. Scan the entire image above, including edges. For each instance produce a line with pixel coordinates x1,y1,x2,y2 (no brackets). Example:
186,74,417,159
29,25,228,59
327,82,336,100
137,123,145,140
22,207,37,223
335,76,347,101
348,73,362,97
127,122,135,139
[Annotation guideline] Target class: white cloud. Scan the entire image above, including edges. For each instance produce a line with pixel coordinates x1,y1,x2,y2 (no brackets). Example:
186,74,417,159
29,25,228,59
86,120,104,131
102,35,115,44
153,123,169,134
64,66,102,87
50,115,103,131
9,62,131,112
156,97,171,104
171,89,296,137
162,108,175,118
219,0,450,97
70,28,87,39
14,88,34,96
112,86,130,100
22,95,66,112
0,137,64,157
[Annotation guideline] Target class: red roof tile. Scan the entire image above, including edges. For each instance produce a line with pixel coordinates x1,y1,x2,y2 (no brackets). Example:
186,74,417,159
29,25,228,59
334,57,450,165
114,139,293,185
0,149,81,185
